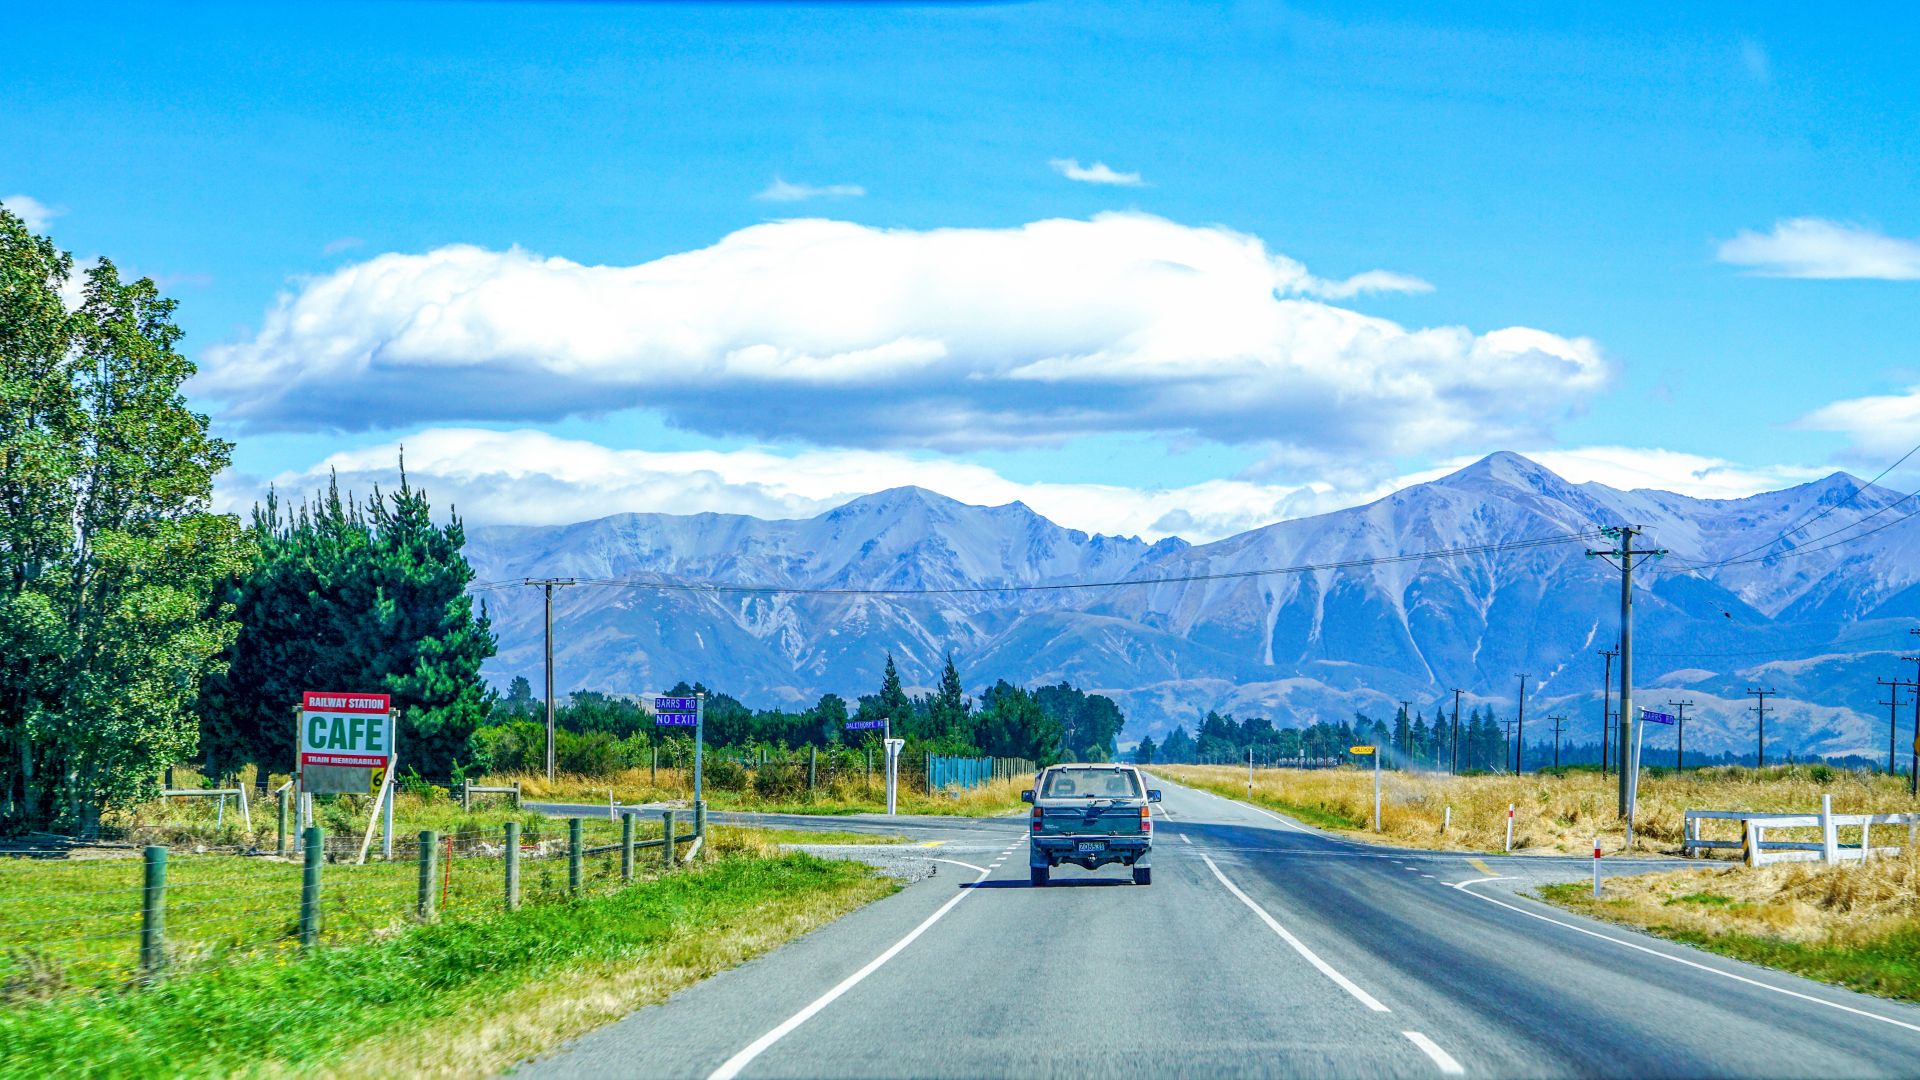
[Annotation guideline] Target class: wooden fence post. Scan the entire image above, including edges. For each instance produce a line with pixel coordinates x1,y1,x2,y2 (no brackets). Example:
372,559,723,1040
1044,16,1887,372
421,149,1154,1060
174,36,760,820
568,817,583,895
140,845,167,976
504,821,521,911
417,830,439,920
299,827,323,951
662,810,676,869
620,811,635,883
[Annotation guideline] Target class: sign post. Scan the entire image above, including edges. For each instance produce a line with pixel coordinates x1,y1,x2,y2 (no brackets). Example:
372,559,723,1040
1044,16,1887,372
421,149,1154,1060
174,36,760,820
298,692,395,858
1628,708,1674,842
1351,746,1379,831
653,693,706,813
883,738,905,816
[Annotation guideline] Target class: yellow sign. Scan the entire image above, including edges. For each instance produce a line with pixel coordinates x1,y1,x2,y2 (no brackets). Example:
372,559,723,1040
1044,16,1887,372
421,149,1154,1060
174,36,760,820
1350,746,1376,755
369,767,387,794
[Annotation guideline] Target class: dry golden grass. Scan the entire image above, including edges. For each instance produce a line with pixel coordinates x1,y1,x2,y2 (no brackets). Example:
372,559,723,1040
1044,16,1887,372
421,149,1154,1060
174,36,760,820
501,769,1030,818
1155,763,1918,857
1558,849,1920,946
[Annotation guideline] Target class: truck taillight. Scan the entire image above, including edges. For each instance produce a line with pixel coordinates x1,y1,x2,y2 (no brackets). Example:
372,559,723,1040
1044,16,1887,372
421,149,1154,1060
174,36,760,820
1032,806,1043,831
1141,806,1151,832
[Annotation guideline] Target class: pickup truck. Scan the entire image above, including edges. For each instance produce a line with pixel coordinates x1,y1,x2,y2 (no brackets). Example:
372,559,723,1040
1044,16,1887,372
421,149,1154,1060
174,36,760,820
1022,763,1161,886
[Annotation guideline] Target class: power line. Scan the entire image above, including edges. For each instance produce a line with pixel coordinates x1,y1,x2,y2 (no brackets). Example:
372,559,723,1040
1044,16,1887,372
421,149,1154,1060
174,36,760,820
467,529,1605,599
1674,437,1920,571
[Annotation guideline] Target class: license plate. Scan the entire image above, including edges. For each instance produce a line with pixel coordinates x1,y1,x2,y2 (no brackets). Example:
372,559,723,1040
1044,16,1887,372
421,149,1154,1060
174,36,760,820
1075,840,1105,853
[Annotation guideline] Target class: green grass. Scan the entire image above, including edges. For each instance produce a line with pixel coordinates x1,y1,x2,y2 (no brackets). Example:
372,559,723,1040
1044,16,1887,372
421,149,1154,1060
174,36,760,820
0,814,661,998
0,852,889,1078
1668,891,1740,907
1539,883,1920,1003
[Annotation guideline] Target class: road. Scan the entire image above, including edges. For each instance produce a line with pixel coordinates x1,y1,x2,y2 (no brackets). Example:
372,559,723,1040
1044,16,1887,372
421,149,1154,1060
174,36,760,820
519,777,1920,1078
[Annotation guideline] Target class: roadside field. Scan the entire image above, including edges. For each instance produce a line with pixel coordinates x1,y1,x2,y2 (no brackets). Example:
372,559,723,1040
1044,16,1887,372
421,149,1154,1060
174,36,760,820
1541,850,1920,1003
1154,763,1918,856
0,843,894,1078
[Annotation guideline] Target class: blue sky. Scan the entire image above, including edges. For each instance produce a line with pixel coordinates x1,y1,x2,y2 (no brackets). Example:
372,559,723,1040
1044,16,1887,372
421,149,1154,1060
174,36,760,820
6,1,1918,540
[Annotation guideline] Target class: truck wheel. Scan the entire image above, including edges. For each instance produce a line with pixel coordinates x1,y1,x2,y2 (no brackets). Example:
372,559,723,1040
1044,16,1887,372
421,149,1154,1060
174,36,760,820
1133,867,1152,886
1030,866,1050,887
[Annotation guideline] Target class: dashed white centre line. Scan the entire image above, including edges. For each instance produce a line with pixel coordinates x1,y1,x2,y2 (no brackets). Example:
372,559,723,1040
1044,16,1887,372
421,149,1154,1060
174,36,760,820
1179,834,1193,845
1404,1031,1464,1074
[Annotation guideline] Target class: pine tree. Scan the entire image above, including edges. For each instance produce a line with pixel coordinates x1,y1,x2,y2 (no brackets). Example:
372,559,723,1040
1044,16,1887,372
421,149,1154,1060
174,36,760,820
197,468,496,779
1134,735,1158,764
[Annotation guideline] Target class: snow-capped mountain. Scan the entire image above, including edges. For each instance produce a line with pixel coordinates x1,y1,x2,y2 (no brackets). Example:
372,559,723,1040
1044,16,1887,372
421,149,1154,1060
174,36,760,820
464,452,1919,758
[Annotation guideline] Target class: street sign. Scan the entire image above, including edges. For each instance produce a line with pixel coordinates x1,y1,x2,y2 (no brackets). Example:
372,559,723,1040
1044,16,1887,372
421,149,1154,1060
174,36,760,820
844,719,887,731
299,692,395,768
1641,709,1676,726
654,695,699,727
1350,745,1376,755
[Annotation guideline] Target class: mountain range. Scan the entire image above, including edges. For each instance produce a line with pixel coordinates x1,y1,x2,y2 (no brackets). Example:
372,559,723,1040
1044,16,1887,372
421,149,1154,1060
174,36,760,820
463,452,1920,759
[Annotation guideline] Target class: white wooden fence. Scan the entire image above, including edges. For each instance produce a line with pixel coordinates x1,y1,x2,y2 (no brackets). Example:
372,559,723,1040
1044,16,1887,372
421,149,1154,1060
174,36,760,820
1684,796,1920,867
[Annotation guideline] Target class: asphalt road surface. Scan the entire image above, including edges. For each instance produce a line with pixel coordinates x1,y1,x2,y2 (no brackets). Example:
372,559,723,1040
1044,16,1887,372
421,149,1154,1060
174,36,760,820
518,777,1920,1078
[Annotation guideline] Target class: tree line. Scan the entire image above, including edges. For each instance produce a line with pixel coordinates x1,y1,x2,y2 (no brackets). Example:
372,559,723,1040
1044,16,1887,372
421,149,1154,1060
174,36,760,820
1135,705,1547,772
469,654,1125,776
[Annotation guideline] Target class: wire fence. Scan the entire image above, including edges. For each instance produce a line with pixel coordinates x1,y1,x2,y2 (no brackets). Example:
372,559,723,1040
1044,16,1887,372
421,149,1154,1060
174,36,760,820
0,807,702,1003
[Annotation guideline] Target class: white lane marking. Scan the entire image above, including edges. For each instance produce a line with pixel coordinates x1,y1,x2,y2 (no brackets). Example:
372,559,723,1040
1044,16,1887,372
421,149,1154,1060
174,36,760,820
1452,878,1920,1035
1199,853,1388,1012
1420,874,1435,879
930,858,989,874
707,860,996,1080
1179,834,1193,845
1404,1031,1464,1074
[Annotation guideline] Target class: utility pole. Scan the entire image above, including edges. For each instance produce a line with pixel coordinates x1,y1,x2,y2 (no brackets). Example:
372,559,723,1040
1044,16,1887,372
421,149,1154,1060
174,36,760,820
1501,720,1518,774
1397,701,1413,763
1450,689,1464,775
1668,700,1693,771
524,577,576,782
1747,687,1776,769
1513,673,1530,775
1879,677,1915,776
1589,526,1665,817
1905,641,1920,797
1549,715,1568,769
1598,648,1618,780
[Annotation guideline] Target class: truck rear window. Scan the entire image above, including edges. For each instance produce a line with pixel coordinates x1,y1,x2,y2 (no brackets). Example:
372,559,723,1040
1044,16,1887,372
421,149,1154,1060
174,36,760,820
1042,768,1141,799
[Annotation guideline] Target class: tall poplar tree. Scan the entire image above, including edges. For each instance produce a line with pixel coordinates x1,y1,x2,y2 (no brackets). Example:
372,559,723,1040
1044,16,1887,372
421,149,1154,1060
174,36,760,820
1,209,248,831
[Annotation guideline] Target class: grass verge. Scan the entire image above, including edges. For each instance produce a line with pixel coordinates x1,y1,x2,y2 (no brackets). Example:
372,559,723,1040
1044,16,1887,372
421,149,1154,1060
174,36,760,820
0,850,895,1078
1153,763,1915,856
1538,850,1920,1003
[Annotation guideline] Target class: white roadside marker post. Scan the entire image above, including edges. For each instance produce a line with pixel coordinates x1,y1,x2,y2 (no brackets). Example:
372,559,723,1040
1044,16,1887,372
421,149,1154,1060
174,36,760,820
1592,837,1602,898
1505,803,1515,853
1247,747,1254,798
1443,805,1451,833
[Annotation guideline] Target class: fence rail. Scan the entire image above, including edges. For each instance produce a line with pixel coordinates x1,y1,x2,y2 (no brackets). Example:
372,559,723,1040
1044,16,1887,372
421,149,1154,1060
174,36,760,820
0,806,705,1001
1684,797,1920,867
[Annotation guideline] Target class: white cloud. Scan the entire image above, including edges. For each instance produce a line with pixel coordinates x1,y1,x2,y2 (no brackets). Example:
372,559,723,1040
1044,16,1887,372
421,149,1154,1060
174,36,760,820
1797,385,1920,461
1,194,60,232
227,427,1342,543
323,236,365,255
230,431,1825,546
1049,158,1144,186
753,177,866,202
198,214,1604,463
1718,218,1920,280
1396,446,1828,501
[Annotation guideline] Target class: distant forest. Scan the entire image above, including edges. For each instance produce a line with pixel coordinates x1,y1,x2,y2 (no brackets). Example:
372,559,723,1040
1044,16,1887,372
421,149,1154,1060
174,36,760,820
472,653,1126,776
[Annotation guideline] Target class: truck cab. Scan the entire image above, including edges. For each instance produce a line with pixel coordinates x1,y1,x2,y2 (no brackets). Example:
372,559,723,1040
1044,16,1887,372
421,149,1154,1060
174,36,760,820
1023,763,1160,886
